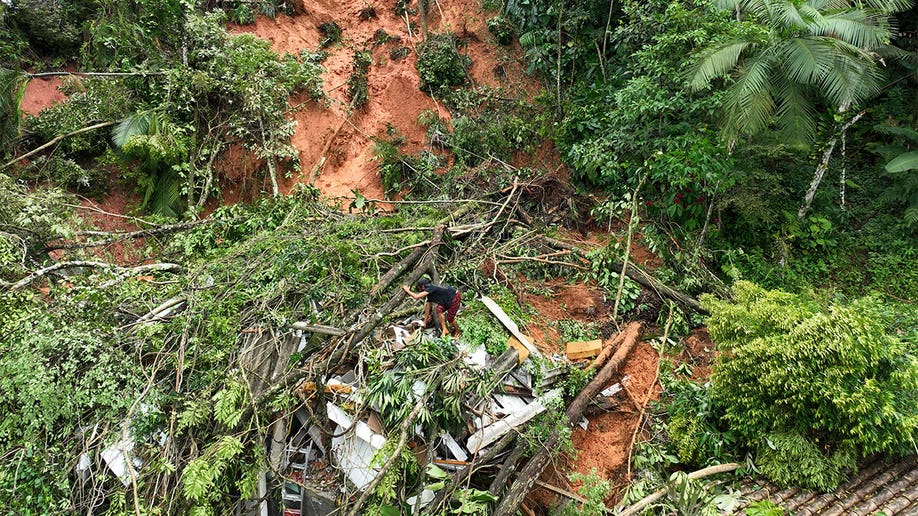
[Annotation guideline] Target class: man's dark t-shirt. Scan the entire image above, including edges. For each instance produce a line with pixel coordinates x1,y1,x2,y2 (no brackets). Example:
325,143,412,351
424,284,456,307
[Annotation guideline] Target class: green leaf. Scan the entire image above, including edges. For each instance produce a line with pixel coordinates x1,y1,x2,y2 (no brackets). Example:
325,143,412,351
886,151,918,173
426,463,449,480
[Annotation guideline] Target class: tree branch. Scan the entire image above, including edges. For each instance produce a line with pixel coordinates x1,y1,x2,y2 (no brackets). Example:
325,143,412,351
5,261,183,291
1,121,117,170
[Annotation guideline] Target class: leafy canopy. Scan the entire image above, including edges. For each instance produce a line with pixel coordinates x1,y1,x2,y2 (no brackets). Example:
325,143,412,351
688,0,910,145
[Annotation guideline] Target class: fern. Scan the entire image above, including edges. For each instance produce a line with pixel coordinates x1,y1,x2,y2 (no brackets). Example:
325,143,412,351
212,381,247,427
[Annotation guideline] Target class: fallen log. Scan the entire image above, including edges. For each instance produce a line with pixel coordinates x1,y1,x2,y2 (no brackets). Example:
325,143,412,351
537,235,704,313
1,121,117,170
44,217,227,252
491,322,643,516
590,332,626,370
368,241,428,298
5,261,184,291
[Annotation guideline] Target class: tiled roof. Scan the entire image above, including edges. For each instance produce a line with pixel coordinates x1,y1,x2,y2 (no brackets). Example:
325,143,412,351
736,455,918,515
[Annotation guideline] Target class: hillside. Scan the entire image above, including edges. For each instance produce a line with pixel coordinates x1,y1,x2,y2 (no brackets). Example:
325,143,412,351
2,1,917,515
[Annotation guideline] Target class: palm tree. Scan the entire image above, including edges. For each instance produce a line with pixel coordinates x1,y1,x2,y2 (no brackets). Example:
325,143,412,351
113,111,187,218
688,0,910,147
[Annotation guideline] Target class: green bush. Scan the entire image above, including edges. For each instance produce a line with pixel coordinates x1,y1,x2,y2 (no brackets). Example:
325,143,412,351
704,281,918,489
228,4,256,24
415,33,471,95
318,21,342,47
372,127,440,196
26,78,135,157
21,155,108,195
487,16,516,45
347,50,372,109
756,432,855,491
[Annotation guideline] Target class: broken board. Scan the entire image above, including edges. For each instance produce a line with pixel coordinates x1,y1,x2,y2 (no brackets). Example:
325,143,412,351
565,339,603,360
480,296,541,358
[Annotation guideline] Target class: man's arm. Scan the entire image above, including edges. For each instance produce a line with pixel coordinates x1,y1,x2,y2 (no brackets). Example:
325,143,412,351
402,284,430,300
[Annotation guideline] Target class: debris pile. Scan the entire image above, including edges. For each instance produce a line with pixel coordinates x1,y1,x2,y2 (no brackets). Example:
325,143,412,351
270,296,643,516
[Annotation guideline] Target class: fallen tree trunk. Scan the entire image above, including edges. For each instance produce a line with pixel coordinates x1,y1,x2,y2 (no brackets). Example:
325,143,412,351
368,244,427,298
589,331,626,370
44,217,227,251
5,260,184,291
491,322,643,516
537,235,704,313
1,121,117,170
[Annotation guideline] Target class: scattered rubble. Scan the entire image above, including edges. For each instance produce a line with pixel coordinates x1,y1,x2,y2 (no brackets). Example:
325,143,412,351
269,311,641,515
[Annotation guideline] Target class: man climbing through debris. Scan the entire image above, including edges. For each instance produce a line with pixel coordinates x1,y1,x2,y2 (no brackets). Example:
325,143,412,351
402,277,461,338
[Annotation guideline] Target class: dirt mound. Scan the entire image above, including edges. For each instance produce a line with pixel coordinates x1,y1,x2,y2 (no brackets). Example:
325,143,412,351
21,76,67,116
230,0,538,202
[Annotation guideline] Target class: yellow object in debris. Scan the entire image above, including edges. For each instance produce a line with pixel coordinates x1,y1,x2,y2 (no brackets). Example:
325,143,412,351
565,339,603,360
506,335,532,363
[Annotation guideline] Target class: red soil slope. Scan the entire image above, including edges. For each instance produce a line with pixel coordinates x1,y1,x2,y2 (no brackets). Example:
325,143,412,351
229,0,537,202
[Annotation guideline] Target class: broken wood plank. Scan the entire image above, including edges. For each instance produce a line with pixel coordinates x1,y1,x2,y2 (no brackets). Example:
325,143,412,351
565,339,603,360
505,336,531,363
480,296,541,357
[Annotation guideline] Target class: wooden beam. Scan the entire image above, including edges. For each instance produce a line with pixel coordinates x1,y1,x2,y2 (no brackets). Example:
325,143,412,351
480,295,541,358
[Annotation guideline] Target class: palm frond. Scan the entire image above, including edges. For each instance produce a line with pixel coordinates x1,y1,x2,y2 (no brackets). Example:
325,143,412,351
688,41,754,91
813,11,891,49
723,52,778,139
770,0,815,31
777,37,834,85
112,111,156,148
859,0,914,14
147,169,184,219
820,49,882,106
873,125,918,143
774,75,817,145
0,68,28,154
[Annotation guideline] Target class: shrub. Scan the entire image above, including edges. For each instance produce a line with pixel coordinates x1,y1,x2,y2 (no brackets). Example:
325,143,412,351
373,138,440,196
487,16,516,45
756,432,855,491
21,155,108,195
664,379,736,466
318,21,342,47
389,46,411,60
228,4,256,25
346,50,372,109
415,33,471,95
26,78,135,157
704,281,918,489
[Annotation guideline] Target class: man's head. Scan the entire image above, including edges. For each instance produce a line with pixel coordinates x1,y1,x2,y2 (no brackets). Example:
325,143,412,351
417,277,431,289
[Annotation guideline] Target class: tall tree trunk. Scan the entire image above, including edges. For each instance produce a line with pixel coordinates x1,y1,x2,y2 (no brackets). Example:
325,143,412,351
419,0,429,40
798,110,864,218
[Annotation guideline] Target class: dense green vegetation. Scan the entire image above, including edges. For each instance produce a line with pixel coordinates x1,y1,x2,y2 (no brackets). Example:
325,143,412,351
1,0,916,513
